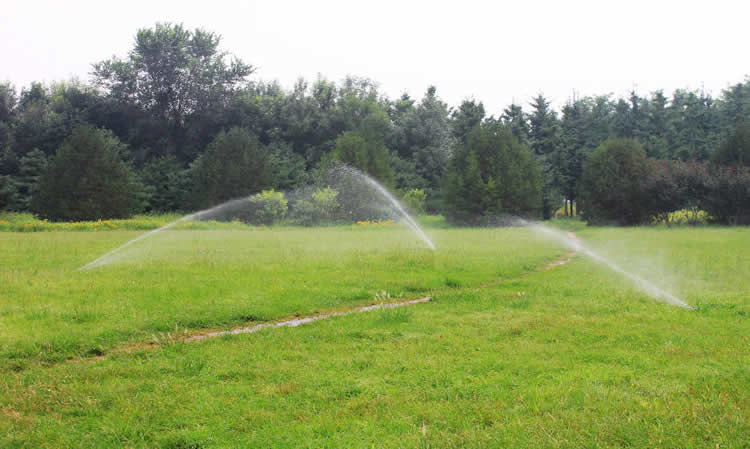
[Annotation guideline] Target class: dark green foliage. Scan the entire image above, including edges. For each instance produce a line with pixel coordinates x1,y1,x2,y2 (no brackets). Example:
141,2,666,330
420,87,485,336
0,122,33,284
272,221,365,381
0,175,18,210
701,165,750,225
332,110,394,186
713,121,750,166
579,139,654,225
140,156,190,212
92,23,253,125
443,122,541,225
266,141,307,190
501,103,530,145
12,149,47,211
6,23,750,222
527,94,561,219
450,98,485,143
388,86,454,197
189,127,270,209
32,126,142,221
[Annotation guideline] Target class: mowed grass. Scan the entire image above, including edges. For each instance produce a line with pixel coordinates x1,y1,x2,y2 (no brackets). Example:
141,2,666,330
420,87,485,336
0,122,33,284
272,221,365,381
0,225,563,368
1,223,749,447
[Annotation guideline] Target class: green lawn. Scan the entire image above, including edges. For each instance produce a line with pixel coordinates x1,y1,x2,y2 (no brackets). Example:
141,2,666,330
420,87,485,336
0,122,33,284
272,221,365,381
1,221,748,447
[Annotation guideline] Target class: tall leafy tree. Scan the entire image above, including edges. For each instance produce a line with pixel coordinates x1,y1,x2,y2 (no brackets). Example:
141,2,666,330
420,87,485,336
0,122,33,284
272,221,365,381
92,23,254,160
93,23,253,124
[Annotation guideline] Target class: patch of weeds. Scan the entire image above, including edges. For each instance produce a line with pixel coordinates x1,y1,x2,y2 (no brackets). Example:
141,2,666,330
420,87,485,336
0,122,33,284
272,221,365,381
178,359,207,377
160,436,205,449
86,346,105,357
7,360,26,372
507,295,531,310
378,307,412,324
374,290,391,301
341,385,362,399
24,310,49,321
444,278,462,288
403,284,427,293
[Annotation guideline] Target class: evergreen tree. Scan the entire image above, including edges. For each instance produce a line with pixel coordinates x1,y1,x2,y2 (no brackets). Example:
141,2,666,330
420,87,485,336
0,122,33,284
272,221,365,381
14,149,47,211
528,94,561,218
450,98,485,143
332,110,394,186
501,103,530,145
714,121,750,166
189,127,271,209
443,122,541,224
32,125,142,221
140,155,190,212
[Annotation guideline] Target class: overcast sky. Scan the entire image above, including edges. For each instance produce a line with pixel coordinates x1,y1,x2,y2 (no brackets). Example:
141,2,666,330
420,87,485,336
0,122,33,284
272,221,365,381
2,0,748,115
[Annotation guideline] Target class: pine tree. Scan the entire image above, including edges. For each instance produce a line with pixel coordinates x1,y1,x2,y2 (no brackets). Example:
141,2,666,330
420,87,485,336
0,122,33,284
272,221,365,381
32,125,142,221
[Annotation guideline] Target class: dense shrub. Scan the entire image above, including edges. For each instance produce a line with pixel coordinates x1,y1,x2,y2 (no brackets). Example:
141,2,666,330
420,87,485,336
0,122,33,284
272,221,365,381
578,139,654,225
402,188,427,214
701,165,750,225
442,123,541,225
586,152,750,226
249,189,288,225
290,187,340,226
32,125,142,221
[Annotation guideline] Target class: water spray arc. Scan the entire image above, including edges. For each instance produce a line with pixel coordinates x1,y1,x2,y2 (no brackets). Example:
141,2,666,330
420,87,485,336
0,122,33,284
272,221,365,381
78,197,253,270
79,165,435,270
525,221,694,310
348,168,436,250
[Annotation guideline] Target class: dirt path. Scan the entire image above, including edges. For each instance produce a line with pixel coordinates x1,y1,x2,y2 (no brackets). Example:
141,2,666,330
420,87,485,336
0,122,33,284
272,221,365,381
540,232,578,271
58,241,580,366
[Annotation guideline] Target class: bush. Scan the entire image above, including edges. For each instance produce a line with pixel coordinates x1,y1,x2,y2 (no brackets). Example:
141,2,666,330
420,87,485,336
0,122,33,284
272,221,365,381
249,189,287,225
578,138,654,225
701,165,750,225
442,122,541,225
402,188,426,214
290,187,340,226
32,125,143,221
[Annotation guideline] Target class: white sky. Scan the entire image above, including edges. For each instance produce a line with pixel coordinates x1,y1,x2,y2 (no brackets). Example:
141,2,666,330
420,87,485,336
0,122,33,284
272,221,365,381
1,0,748,115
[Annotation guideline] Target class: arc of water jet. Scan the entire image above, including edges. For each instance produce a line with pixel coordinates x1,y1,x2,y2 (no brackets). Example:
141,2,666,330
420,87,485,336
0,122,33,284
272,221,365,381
352,168,436,250
80,165,436,270
524,221,694,310
78,197,253,270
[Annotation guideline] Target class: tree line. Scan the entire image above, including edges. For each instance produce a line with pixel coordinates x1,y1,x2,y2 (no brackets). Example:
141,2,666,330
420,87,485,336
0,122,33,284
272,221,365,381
0,23,748,224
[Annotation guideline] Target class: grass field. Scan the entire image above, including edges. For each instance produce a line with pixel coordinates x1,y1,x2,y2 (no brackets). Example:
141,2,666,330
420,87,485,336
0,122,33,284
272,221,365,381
1,218,749,447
